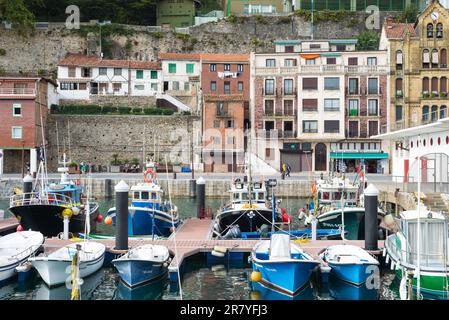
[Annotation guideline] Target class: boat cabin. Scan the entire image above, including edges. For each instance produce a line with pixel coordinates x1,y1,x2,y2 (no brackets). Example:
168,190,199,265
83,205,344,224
45,183,82,205
317,187,358,207
230,180,267,204
131,183,163,203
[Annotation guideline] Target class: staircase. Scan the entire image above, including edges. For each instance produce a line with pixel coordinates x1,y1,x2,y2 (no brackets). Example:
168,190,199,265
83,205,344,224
156,93,191,112
423,192,449,213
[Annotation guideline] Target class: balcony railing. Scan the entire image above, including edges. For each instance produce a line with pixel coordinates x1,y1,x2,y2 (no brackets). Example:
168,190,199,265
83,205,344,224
345,65,389,74
258,129,297,139
255,64,389,76
0,88,36,95
264,110,296,117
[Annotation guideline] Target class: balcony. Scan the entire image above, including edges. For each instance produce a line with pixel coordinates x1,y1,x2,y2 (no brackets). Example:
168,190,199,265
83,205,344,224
345,65,389,74
263,110,297,117
255,66,298,75
0,88,36,96
258,129,297,139
300,65,344,74
422,91,447,100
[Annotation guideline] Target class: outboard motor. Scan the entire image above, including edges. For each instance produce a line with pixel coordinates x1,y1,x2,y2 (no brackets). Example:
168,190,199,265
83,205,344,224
219,225,241,239
258,224,270,238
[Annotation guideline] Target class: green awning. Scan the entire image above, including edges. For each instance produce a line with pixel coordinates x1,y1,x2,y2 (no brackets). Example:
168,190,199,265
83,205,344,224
320,53,341,57
330,152,389,160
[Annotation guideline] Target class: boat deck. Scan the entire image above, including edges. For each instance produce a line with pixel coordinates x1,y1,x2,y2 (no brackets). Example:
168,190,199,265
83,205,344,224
1,217,384,281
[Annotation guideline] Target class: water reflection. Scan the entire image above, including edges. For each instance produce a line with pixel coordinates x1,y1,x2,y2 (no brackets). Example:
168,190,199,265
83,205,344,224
115,275,168,300
249,282,316,300
324,276,380,300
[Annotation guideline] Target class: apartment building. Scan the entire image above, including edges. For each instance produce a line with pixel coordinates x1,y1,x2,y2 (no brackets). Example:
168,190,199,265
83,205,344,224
57,54,162,100
0,77,58,175
251,39,390,173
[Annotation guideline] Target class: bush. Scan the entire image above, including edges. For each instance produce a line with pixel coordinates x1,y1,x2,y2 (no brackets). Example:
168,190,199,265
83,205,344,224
101,105,113,114
144,108,157,115
132,107,143,114
118,106,131,114
0,49,6,56
151,31,163,39
277,16,291,24
50,104,60,113
356,31,379,51
255,15,268,24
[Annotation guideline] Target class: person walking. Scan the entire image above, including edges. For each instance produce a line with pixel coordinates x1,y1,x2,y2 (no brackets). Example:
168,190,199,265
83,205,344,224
286,163,291,177
281,163,287,180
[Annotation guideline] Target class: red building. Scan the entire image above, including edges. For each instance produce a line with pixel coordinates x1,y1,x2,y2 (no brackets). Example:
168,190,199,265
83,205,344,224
0,77,58,175
200,54,249,173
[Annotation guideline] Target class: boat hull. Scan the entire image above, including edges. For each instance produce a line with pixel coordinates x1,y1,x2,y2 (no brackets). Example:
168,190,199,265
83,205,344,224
30,253,105,287
217,209,281,234
112,259,168,288
109,207,179,237
328,262,378,286
252,260,318,296
9,205,99,237
0,255,35,283
393,268,449,300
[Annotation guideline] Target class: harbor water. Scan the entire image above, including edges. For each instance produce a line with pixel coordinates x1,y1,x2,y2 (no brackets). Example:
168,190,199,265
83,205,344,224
0,197,401,300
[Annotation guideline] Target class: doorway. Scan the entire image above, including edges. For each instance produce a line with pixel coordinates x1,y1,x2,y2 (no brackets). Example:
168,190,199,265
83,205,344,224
315,143,327,171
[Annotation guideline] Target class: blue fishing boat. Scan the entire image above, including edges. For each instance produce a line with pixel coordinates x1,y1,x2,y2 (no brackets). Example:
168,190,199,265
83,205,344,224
320,244,379,286
111,244,170,288
240,228,343,240
106,163,180,237
250,233,319,296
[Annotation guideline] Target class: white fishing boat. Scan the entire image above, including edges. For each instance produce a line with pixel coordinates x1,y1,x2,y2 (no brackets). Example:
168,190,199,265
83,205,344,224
0,231,44,283
29,241,105,287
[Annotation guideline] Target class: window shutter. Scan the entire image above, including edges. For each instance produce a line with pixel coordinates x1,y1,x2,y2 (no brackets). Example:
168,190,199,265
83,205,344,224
396,51,403,64
423,50,430,63
432,50,439,64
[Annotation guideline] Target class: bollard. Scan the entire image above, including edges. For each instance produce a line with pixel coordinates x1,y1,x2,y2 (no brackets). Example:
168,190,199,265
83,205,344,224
23,174,33,201
105,179,112,200
114,180,129,250
196,177,206,219
364,184,379,251
63,216,70,240
173,172,177,180
311,216,317,241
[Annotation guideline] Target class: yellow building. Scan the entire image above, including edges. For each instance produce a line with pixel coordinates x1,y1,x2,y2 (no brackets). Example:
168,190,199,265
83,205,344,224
380,0,449,133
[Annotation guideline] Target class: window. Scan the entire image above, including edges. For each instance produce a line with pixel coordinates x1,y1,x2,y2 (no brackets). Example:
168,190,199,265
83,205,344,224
431,105,438,122
213,120,220,128
264,79,275,95
368,121,379,136
441,77,447,93
305,59,316,65
265,121,275,131
423,77,430,93
227,136,236,145
82,68,91,77
136,70,144,79
423,49,430,68
336,44,346,51
348,121,358,138
302,99,318,111
186,63,194,74
210,64,216,72
440,105,447,119
303,120,318,133
367,57,377,66
285,46,294,53
184,82,190,91
264,100,274,114
348,78,359,94
114,68,122,76
348,57,358,66
134,84,144,90
210,81,217,92
310,44,321,49
150,83,158,91
238,81,243,92
265,148,274,160
423,105,430,122
327,57,336,65
226,120,235,128
368,99,378,116
11,126,22,139
266,59,276,67
348,99,359,116
396,50,403,67
216,102,228,116
113,83,122,92
284,100,294,115
396,105,403,121
437,23,443,38
168,63,176,73
427,23,434,38
237,64,244,72
79,83,87,90
432,49,439,66
172,81,179,90
284,59,296,67
213,136,220,144
324,120,339,133
150,71,158,79
441,49,447,67
224,81,231,94
12,104,21,117
303,78,318,90
224,64,230,71
324,99,339,111
99,67,107,75
68,67,76,77
432,77,439,93
324,77,340,90
368,78,378,94
396,78,403,97
283,79,294,95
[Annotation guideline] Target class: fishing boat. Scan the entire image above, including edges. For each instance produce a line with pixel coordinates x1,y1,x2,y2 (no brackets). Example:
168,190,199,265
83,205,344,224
320,244,379,286
112,244,170,288
29,241,105,287
0,231,44,283
327,276,379,300
8,154,100,237
240,228,343,240
384,209,449,300
105,162,179,237
250,232,319,296
213,178,282,236
310,176,385,240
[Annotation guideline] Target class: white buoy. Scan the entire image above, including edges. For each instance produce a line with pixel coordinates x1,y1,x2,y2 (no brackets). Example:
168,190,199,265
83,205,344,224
311,216,317,241
63,216,70,240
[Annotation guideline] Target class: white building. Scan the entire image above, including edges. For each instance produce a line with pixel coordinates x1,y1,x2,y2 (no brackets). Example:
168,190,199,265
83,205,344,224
57,54,162,100
159,53,202,93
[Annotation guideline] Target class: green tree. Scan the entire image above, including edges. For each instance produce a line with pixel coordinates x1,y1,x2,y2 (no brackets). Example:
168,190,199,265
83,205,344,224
401,3,419,24
356,31,379,51
0,0,36,35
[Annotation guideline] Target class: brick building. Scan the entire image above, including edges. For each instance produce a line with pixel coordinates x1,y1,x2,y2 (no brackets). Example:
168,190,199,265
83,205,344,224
200,54,249,173
0,77,58,175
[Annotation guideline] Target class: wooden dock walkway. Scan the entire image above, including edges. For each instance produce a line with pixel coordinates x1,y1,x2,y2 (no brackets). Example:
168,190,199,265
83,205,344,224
0,217,18,235
2,217,385,281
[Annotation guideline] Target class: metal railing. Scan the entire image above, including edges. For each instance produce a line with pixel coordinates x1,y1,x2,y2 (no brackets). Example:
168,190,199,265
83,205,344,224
0,88,36,95
10,192,74,208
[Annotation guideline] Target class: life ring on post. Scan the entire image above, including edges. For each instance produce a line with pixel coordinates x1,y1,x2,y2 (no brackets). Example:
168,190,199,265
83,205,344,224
144,168,157,183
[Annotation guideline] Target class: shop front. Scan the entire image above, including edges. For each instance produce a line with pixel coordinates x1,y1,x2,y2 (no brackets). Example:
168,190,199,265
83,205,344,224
330,152,389,174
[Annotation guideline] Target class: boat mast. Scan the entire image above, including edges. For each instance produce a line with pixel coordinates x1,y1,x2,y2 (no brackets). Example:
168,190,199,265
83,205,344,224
247,125,253,207
416,135,422,299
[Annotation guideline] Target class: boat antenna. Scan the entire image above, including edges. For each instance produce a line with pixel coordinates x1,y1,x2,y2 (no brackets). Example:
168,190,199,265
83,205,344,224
164,155,183,300
83,166,91,240
247,125,253,207
416,134,422,299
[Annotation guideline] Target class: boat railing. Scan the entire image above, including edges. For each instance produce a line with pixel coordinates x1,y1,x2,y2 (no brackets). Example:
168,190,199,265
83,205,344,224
386,236,449,270
9,192,74,208
7,244,42,261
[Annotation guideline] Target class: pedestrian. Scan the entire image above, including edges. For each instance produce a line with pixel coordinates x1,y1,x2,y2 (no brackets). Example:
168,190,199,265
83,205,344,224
281,163,287,180
79,161,85,174
286,163,291,177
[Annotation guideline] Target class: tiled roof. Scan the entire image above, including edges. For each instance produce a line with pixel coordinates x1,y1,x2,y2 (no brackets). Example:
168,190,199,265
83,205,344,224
384,21,417,39
59,53,161,69
159,53,202,60
159,53,249,62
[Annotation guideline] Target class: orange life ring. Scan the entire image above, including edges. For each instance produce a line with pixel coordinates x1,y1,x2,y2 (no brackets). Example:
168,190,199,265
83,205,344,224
311,181,317,194
144,168,157,183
